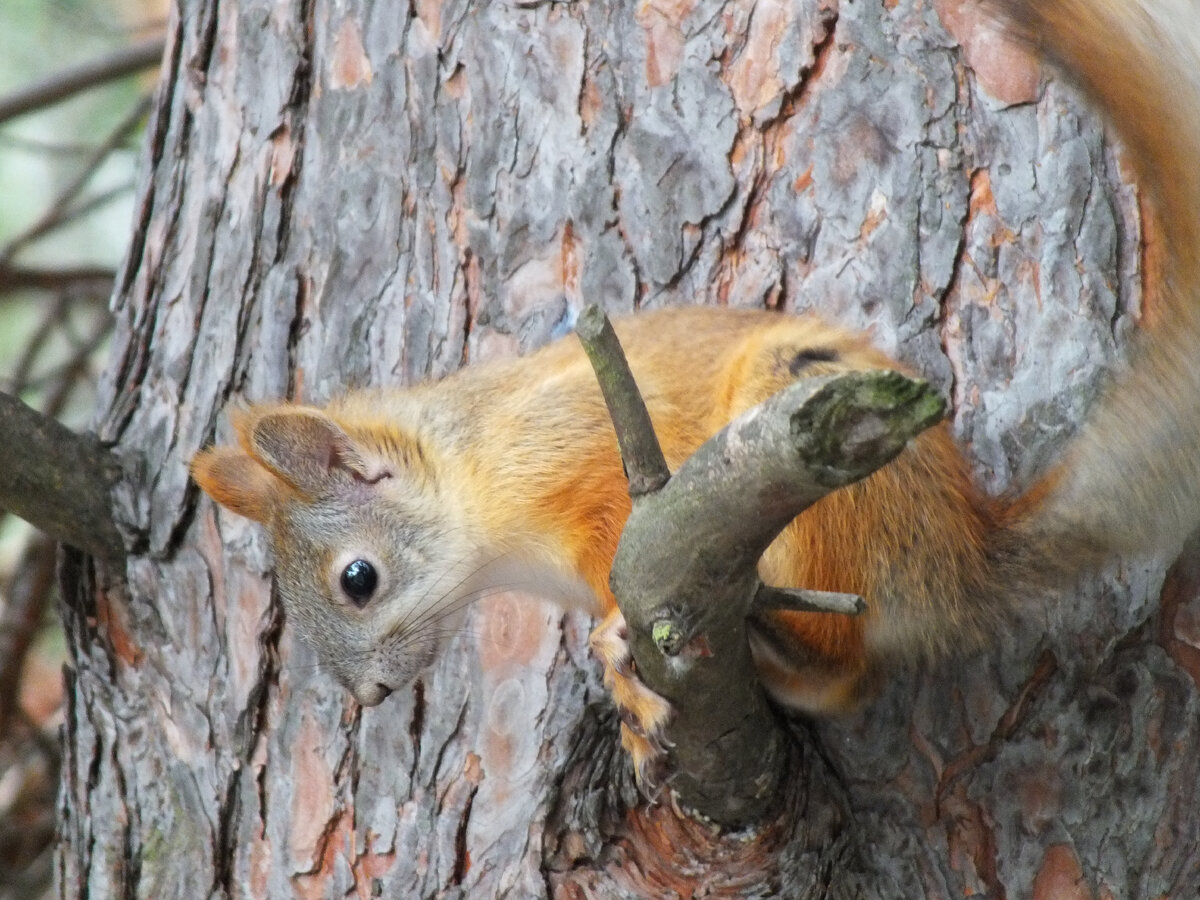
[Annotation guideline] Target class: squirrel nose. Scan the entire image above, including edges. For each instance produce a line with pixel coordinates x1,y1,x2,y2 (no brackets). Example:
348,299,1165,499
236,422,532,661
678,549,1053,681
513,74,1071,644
352,682,393,706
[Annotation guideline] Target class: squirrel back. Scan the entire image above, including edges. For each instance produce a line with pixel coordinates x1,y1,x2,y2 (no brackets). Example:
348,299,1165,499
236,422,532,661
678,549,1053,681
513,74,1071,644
191,0,1200,716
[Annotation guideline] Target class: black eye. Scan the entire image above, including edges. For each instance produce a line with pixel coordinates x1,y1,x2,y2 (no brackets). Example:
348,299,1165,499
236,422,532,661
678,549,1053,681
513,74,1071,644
340,559,378,606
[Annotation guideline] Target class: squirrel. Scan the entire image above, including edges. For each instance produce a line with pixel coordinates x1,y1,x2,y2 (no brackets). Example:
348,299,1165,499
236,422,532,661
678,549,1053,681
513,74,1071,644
192,0,1200,777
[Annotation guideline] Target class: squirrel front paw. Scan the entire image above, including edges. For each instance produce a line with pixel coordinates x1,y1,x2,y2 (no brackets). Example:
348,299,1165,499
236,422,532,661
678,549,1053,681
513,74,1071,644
589,608,674,788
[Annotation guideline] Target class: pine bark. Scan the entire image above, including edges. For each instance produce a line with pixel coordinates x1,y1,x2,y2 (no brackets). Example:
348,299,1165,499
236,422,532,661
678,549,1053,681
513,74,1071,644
57,0,1200,896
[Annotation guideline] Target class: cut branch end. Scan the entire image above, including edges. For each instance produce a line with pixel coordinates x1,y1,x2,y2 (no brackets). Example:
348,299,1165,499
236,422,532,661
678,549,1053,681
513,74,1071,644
790,370,946,486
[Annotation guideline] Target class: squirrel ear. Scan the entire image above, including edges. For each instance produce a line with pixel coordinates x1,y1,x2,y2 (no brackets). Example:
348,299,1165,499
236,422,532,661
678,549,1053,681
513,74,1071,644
240,407,390,497
190,446,282,523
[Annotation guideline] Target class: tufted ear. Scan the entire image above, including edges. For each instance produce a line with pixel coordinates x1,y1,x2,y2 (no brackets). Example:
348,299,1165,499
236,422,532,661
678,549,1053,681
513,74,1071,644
236,406,390,498
190,445,283,523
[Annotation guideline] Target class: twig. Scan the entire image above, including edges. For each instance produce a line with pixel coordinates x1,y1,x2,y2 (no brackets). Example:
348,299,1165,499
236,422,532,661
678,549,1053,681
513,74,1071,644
6,182,138,257
0,95,150,264
5,296,70,396
753,585,866,616
0,132,132,157
575,305,671,496
0,36,164,126
0,264,115,295
3,292,111,401
0,534,59,737
38,312,114,419
0,391,125,561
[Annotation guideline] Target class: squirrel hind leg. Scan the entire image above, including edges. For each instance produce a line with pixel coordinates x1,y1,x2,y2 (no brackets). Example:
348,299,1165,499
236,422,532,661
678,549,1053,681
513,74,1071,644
588,608,674,788
746,611,875,714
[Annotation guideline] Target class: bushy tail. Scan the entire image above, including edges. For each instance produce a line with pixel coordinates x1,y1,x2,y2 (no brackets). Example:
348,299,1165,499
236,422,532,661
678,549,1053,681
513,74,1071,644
1001,0,1200,569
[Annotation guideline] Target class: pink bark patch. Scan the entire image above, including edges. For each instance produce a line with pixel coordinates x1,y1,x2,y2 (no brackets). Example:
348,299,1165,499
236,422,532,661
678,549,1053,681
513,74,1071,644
935,0,1040,106
330,18,373,90
1033,844,1094,900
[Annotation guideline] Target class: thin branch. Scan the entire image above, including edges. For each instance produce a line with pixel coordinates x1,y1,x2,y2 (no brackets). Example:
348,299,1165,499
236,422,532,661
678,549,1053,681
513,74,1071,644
0,264,115,295
3,292,112,403
753,585,866,616
0,95,151,264
0,391,125,561
5,296,70,396
38,313,114,419
0,36,164,126
27,317,113,424
4,181,138,258
0,534,59,737
0,132,132,157
575,305,671,496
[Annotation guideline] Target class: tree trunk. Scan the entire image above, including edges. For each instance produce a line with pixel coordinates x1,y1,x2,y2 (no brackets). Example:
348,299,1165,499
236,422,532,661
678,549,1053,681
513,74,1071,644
57,0,1200,896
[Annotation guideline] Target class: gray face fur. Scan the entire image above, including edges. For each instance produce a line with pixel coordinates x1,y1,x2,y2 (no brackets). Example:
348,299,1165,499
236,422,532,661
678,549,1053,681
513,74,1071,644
270,481,482,706
192,407,594,707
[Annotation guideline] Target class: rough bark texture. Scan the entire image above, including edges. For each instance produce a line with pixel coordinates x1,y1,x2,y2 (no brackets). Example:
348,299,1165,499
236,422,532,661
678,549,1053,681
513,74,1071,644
58,0,1200,897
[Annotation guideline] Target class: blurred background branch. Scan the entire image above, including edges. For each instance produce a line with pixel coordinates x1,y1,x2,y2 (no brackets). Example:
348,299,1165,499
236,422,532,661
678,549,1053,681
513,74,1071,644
0,3,164,897
0,35,163,125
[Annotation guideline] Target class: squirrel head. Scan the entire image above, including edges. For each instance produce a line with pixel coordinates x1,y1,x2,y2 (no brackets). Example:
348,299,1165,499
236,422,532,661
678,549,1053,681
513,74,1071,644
191,405,479,706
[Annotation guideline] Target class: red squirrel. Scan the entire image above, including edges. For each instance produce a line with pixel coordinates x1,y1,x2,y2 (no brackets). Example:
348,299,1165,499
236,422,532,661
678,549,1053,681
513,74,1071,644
192,0,1200,776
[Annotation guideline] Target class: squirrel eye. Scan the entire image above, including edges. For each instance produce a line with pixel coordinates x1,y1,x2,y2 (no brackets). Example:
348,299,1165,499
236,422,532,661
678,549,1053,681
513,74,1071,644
340,559,378,606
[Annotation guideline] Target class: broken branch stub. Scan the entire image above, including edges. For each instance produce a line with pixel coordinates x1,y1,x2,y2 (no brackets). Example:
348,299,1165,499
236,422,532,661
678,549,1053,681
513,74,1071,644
575,305,671,496
578,307,946,824
753,584,866,616
0,390,126,561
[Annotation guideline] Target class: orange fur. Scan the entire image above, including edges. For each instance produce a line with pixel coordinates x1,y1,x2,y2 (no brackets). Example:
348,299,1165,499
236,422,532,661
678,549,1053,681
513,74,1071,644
190,445,282,522
190,0,1200,776
192,309,1003,719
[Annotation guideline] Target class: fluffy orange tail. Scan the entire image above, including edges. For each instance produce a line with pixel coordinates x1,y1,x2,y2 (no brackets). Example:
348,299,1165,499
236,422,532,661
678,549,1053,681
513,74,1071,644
1002,0,1200,568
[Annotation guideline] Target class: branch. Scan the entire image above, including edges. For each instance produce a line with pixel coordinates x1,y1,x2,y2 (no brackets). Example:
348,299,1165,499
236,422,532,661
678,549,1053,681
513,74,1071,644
0,95,151,264
0,264,115,294
753,584,865,616
0,391,125,561
0,534,59,736
582,308,945,824
0,36,164,126
575,306,670,496
37,312,116,419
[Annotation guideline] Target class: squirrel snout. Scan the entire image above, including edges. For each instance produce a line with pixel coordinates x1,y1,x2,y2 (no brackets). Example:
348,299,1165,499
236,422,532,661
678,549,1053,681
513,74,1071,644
351,682,394,706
